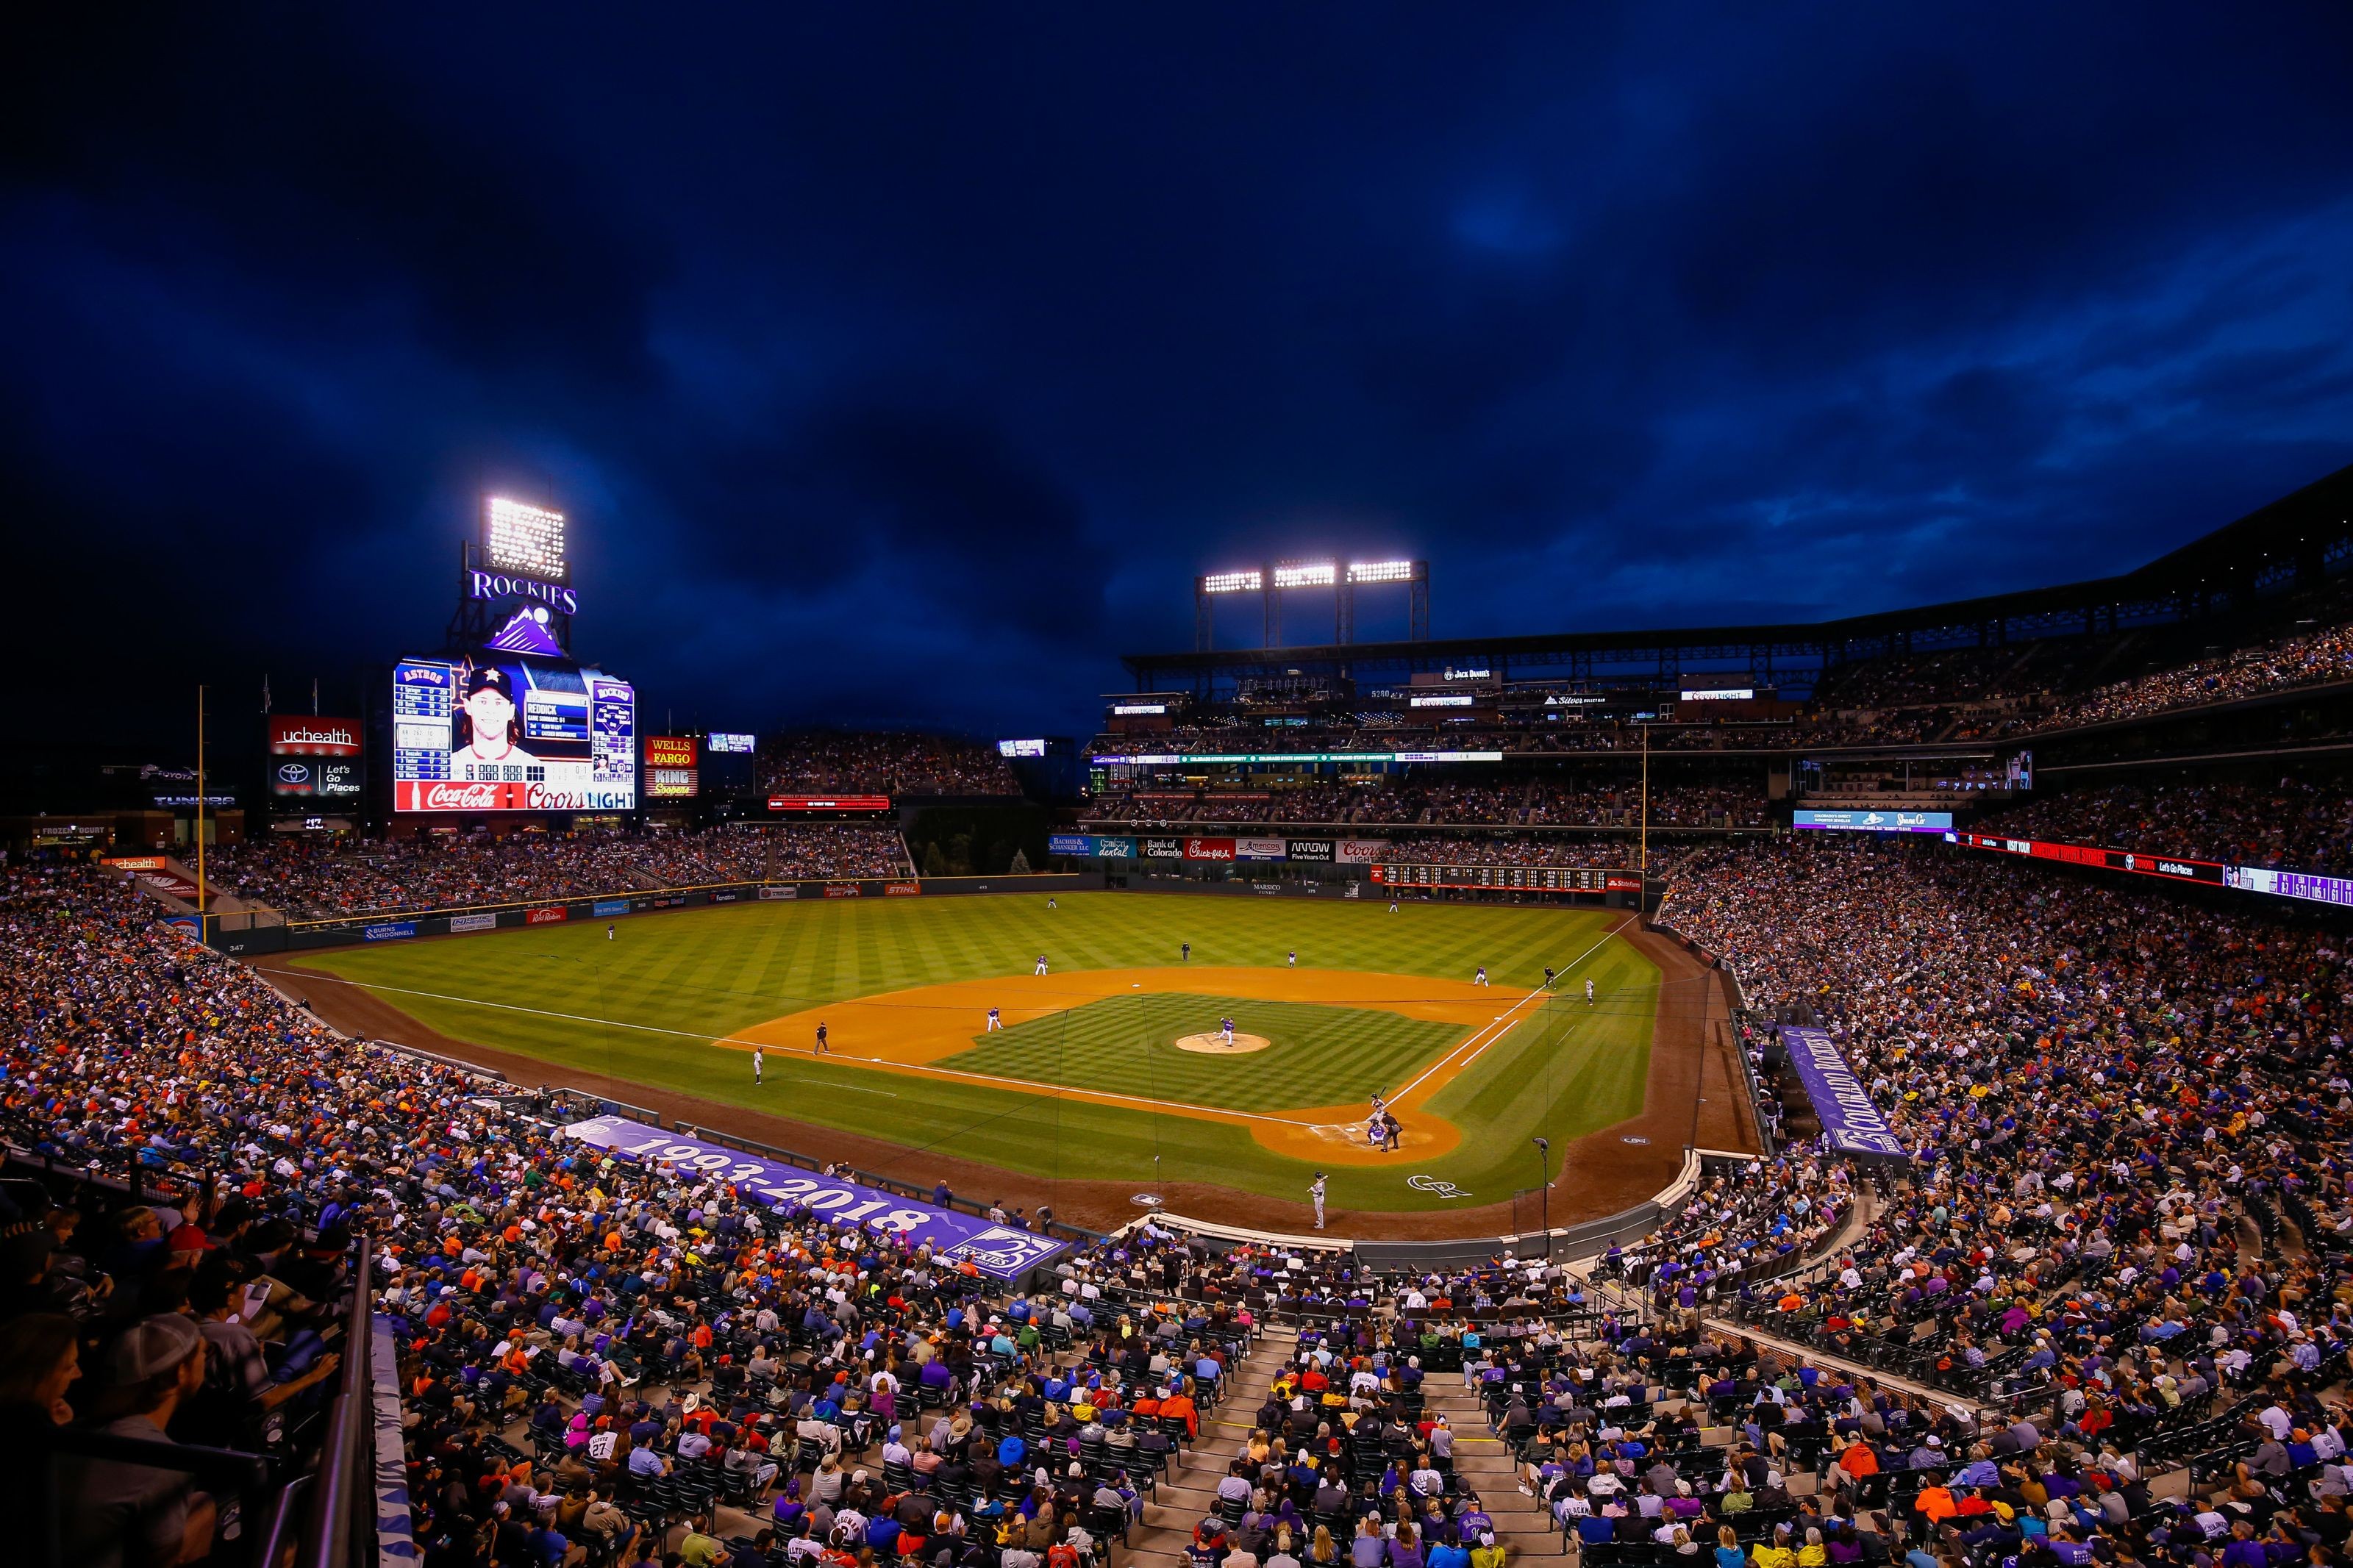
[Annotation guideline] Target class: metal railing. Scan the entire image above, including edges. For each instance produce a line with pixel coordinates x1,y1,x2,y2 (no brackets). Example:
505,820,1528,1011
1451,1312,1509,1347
299,1244,376,1568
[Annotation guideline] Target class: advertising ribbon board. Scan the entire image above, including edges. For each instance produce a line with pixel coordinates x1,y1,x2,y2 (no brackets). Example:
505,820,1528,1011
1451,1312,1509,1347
1793,809,1952,834
2225,864,2353,906
562,1116,1068,1280
1776,1025,1910,1160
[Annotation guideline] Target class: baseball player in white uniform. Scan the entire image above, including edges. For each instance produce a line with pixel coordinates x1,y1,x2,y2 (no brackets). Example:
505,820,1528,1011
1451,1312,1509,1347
1310,1173,1327,1230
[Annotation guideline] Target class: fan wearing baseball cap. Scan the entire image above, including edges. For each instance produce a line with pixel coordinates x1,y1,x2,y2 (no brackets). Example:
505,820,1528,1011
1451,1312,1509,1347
60,1314,216,1568
451,665,538,772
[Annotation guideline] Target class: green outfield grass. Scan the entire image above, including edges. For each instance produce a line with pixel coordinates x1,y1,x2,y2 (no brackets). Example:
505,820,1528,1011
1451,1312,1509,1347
290,891,1660,1211
938,993,1468,1113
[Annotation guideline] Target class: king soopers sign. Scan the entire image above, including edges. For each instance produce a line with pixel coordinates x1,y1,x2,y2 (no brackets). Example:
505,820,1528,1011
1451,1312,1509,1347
563,1116,1070,1281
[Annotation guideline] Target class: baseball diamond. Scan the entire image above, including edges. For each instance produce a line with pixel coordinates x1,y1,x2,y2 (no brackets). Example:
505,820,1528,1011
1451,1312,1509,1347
279,889,1741,1231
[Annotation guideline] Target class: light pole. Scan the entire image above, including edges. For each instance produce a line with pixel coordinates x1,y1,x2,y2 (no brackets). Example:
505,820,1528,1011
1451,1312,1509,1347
1532,1136,1552,1259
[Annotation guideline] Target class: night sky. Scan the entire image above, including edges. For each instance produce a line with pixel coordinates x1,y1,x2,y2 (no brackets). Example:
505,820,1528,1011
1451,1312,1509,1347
10,6,2353,755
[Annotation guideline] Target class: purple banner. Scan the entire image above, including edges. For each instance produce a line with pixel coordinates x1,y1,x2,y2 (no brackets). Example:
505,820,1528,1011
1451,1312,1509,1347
1775,1025,1910,1161
562,1114,1070,1280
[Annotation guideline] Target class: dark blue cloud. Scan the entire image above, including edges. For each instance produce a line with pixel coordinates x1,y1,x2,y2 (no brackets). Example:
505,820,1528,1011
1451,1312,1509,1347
6,2,2353,753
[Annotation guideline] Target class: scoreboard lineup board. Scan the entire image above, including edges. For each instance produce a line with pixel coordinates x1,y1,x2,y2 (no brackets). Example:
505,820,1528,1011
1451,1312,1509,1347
1369,862,1641,892
390,657,638,812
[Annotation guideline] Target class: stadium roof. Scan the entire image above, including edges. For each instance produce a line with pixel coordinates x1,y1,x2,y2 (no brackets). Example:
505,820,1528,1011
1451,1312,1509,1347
1122,462,2353,692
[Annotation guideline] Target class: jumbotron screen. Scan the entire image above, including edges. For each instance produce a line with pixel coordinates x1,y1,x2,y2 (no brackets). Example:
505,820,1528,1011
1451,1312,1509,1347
391,656,637,812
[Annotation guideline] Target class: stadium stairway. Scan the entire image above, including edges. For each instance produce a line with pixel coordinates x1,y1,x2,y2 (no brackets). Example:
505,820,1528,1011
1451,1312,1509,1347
1122,1323,1562,1566
1418,1370,1565,1558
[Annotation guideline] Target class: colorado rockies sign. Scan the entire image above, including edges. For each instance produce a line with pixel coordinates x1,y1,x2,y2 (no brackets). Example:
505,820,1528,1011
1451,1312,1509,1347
563,1115,1069,1279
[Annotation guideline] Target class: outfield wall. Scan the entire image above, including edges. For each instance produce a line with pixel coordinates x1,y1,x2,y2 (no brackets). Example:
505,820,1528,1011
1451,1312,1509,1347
205,871,1102,957
1146,1145,1727,1275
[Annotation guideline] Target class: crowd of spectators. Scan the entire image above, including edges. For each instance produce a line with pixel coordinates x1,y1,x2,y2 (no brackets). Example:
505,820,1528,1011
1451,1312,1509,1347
1984,779,2353,877
11,812,2353,1568
207,830,666,917
2023,620,2353,734
0,860,1235,1568
1638,837,2352,1438
761,734,1021,796
199,826,914,919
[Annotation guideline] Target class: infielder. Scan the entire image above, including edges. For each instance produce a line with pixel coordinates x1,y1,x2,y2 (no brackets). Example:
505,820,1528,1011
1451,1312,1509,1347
1288,949,1297,968
986,1006,1004,1031
1474,965,1488,986
1035,953,1049,975
1310,1173,1327,1230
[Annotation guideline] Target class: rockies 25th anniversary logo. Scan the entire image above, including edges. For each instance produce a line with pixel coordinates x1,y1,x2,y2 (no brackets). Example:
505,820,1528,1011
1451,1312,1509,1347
1407,1174,1471,1200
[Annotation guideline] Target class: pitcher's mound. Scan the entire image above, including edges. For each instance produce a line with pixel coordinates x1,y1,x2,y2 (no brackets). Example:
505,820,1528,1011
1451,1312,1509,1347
1175,1031,1271,1055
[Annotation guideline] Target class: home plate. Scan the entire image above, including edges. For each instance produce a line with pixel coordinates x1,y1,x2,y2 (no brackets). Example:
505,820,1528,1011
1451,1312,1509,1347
1175,1031,1271,1054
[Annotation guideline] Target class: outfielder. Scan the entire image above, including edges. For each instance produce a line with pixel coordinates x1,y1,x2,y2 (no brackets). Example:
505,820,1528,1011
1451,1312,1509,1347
753,1045,763,1084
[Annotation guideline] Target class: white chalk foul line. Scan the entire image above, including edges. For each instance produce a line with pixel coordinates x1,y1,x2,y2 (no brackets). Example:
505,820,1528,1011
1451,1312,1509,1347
1387,915,1635,1104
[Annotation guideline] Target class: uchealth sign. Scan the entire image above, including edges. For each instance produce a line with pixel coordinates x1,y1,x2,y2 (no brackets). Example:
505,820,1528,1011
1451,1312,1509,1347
1183,837,1235,862
268,717,363,756
562,1116,1068,1280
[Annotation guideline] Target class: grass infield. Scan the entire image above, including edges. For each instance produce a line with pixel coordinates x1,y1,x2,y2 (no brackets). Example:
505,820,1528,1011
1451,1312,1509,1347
291,891,1658,1212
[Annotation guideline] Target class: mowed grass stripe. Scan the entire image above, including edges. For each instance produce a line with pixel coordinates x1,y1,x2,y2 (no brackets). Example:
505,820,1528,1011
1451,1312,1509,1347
940,994,1467,1114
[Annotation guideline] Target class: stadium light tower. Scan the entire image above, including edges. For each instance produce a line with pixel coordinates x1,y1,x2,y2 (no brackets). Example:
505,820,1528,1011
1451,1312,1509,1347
1193,557,1428,650
1343,559,1429,644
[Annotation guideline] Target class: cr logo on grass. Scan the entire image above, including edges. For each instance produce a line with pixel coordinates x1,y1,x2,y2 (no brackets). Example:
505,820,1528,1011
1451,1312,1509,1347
1407,1174,1471,1200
